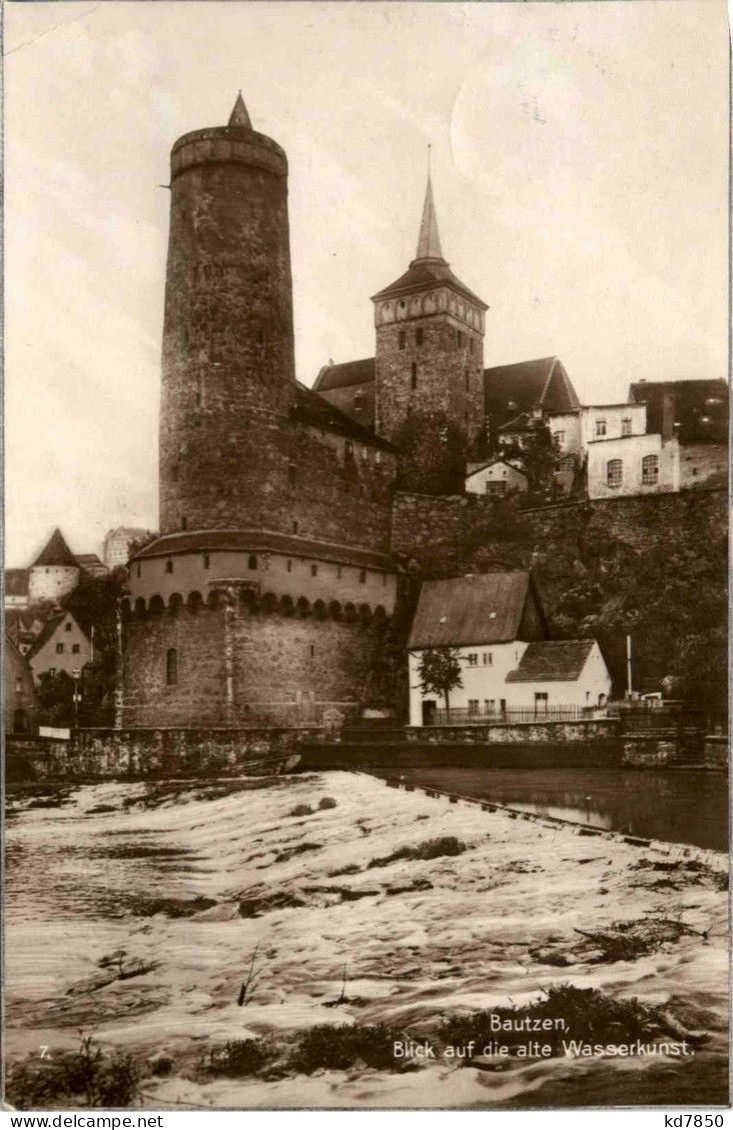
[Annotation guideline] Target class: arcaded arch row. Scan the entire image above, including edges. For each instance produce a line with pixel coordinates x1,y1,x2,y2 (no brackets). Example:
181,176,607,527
122,589,389,626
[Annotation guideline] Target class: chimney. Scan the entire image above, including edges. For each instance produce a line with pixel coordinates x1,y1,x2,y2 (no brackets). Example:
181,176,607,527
661,392,675,441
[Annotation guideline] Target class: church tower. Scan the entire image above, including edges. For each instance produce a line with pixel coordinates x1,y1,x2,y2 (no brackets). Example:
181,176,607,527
371,176,488,445
159,93,296,535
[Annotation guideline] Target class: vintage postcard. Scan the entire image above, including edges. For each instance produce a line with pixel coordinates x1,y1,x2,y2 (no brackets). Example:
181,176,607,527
3,0,729,1117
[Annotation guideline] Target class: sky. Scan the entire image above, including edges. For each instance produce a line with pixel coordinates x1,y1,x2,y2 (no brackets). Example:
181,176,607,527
4,0,729,566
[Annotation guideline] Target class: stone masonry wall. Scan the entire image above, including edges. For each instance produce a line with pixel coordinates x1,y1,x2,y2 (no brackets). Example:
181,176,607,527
121,603,386,728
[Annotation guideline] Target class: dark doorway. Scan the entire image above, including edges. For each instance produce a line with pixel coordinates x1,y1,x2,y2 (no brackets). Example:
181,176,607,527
422,700,437,726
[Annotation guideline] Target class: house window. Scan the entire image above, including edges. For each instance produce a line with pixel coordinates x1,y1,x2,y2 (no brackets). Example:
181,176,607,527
359,569,366,583
411,363,417,390
203,554,210,570
345,441,354,459
49,667,56,677
248,555,258,570
311,563,318,577
467,653,478,666
484,699,495,713
398,330,406,350
595,418,607,437
534,692,548,712
553,431,564,448
468,699,479,714
483,652,492,665
309,644,316,658
621,418,632,436
606,459,623,488
166,648,177,685
65,622,72,631
72,644,80,654
56,643,64,654
642,454,659,484
166,560,174,574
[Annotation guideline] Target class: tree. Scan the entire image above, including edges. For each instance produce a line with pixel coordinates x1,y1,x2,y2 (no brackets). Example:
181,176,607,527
393,411,468,496
60,571,128,726
414,646,463,712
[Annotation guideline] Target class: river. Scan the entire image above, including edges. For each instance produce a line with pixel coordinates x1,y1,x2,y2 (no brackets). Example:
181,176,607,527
392,767,728,851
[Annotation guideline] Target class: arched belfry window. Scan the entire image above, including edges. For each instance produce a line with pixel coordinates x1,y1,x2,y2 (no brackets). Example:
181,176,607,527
166,648,178,685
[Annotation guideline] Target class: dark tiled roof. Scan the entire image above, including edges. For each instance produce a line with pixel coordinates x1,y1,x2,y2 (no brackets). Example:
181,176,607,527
484,357,579,427
31,529,78,568
408,572,536,649
628,379,728,444
371,258,487,308
25,611,68,662
131,529,393,572
314,358,375,392
506,640,595,682
5,568,29,596
293,381,394,451
75,554,106,570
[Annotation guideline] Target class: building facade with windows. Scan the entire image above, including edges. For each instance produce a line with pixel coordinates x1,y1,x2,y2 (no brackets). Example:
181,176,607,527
407,572,611,726
585,431,680,500
4,636,39,735
25,610,91,682
465,457,529,496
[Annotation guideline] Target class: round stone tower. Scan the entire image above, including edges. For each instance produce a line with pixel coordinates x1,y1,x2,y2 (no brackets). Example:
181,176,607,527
159,93,296,535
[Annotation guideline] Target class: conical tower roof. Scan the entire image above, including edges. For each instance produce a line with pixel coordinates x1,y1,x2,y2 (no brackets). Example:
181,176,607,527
228,91,252,129
415,175,444,261
31,528,78,568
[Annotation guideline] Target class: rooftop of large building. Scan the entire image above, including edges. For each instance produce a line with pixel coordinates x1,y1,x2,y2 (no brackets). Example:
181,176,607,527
130,528,394,572
408,571,546,649
628,378,728,443
484,356,580,427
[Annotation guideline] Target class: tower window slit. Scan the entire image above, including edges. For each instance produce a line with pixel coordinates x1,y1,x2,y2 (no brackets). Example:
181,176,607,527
411,362,417,390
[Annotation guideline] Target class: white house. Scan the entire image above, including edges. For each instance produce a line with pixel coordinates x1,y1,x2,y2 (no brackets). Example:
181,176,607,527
465,457,529,496
407,571,611,726
26,609,91,683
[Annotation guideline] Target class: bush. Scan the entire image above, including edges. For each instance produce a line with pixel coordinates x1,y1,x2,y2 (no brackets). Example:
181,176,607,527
318,797,338,810
288,803,313,817
207,1039,273,1077
6,1035,140,1109
368,835,466,869
290,1023,402,1074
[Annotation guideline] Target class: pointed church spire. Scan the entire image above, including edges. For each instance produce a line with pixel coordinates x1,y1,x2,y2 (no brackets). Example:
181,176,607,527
415,173,444,262
228,91,252,129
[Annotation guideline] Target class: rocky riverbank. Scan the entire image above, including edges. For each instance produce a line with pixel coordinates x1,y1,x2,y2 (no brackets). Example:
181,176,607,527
4,772,728,1108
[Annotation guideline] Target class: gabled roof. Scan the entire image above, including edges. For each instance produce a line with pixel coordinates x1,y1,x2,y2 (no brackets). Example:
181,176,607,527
628,379,728,443
506,640,595,682
31,529,78,568
313,358,375,393
26,610,88,662
408,571,543,649
466,457,528,480
75,554,105,569
294,381,394,451
484,357,580,427
106,526,153,541
5,568,29,596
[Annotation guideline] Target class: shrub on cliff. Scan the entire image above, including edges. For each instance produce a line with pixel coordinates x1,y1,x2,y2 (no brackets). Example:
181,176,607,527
289,1023,402,1074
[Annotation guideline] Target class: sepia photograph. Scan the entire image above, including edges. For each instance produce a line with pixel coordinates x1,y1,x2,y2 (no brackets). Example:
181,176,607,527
2,0,730,1115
